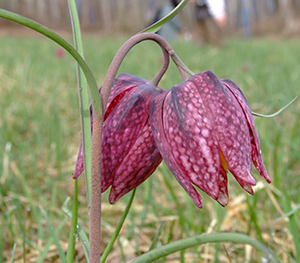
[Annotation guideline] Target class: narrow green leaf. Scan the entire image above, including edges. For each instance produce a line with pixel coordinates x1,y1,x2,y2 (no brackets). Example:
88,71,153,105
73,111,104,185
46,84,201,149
66,180,79,263
68,0,92,208
37,218,69,263
100,189,136,263
62,198,90,263
270,202,300,263
131,233,280,263
40,207,66,262
149,222,165,251
141,0,189,34
282,196,300,262
9,243,17,263
252,95,298,118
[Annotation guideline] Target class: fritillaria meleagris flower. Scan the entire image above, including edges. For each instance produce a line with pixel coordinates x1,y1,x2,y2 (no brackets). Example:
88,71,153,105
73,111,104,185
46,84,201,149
150,70,271,208
73,73,163,204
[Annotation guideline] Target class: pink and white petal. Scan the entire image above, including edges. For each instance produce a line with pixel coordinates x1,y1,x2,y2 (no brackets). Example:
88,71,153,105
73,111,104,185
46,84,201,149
221,79,271,183
167,83,221,199
250,132,271,183
73,140,84,179
73,74,145,179
109,119,162,203
104,74,149,118
235,175,255,195
217,167,229,206
220,79,260,152
191,71,255,185
102,85,161,192
150,91,203,208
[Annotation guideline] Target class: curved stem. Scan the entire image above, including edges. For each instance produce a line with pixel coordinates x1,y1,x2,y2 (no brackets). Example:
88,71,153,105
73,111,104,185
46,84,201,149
169,48,195,77
149,47,170,87
100,33,187,111
131,232,281,263
252,95,298,118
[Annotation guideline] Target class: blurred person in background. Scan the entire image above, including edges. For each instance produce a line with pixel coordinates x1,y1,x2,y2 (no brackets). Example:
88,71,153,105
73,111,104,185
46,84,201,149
190,0,226,47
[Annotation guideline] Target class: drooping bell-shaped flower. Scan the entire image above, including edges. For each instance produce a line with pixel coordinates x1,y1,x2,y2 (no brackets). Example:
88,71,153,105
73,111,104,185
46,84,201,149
150,70,271,208
74,73,163,204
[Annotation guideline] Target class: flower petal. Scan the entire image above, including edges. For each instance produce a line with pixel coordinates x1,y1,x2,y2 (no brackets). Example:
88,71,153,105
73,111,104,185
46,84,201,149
102,84,162,192
167,84,221,199
221,79,271,183
109,118,162,203
104,74,149,120
217,167,229,206
191,71,256,186
150,90,204,208
73,74,163,200
73,74,146,180
73,140,84,179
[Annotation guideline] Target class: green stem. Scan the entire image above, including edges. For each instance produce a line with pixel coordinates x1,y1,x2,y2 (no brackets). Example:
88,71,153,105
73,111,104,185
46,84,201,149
62,198,90,262
89,114,102,263
67,3,102,262
131,232,280,263
68,0,92,207
252,95,298,118
141,0,189,34
100,189,136,263
66,180,79,263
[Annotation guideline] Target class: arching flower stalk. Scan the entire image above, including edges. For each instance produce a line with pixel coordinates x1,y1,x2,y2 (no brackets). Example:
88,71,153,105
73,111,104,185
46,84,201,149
74,33,271,209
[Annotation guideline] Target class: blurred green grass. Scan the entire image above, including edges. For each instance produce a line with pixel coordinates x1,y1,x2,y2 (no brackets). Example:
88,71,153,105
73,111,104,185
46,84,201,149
0,35,299,263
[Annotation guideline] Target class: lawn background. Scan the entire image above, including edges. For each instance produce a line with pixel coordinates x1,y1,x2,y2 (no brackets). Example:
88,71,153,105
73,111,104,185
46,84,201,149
0,33,299,262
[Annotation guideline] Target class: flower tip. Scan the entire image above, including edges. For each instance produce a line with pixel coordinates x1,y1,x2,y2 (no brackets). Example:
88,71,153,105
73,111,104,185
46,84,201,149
264,174,272,184
191,194,203,208
246,171,257,185
72,169,82,179
73,161,84,179
217,193,229,207
195,202,203,209
108,189,120,205
243,182,255,195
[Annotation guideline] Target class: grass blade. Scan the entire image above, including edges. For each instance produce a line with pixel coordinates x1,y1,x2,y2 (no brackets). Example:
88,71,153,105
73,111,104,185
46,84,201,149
100,189,136,263
283,195,300,262
37,217,69,263
141,0,189,34
9,243,17,263
66,179,79,263
252,95,298,118
62,198,90,263
270,202,300,263
0,8,101,117
149,221,165,251
131,232,280,263
40,207,66,262
68,0,92,208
